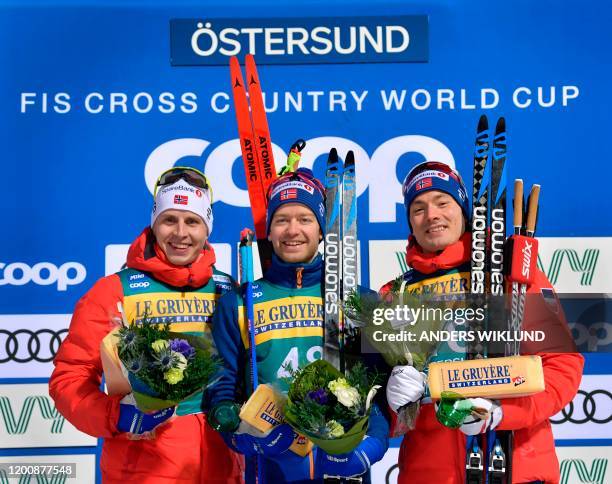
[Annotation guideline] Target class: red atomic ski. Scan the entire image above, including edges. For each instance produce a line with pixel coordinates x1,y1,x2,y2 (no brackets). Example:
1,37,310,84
229,56,276,271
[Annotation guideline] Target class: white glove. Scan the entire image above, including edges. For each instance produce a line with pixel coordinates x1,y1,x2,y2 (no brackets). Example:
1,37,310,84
459,398,503,435
386,365,426,412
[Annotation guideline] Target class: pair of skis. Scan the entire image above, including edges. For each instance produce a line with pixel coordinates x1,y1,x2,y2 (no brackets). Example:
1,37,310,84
230,55,277,271
467,116,542,484
467,115,509,484
323,148,357,373
509,180,540,356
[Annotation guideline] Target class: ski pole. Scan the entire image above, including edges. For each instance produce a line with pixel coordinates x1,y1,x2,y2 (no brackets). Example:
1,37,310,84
239,228,262,484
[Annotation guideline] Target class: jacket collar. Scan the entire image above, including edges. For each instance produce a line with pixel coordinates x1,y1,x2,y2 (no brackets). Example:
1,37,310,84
265,252,323,289
126,228,216,288
406,232,471,274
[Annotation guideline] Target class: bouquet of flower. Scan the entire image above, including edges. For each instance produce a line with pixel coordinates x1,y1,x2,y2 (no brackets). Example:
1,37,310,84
283,360,381,455
102,317,219,412
343,283,446,434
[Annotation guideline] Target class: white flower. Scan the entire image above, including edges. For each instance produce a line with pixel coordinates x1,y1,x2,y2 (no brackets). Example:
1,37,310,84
328,378,361,408
173,352,188,371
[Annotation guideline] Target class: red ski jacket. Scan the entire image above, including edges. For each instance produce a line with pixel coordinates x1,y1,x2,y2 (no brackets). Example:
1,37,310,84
381,234,583,484
49,229,243,484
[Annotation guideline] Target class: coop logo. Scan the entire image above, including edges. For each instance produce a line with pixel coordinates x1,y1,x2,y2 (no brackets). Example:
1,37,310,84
170,16,428,65
144,134,456,224
0,261,86,291
0,396,65,434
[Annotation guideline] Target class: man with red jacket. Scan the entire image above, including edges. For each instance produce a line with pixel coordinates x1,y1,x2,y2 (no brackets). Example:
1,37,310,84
49,167,243,483
382,161,583,483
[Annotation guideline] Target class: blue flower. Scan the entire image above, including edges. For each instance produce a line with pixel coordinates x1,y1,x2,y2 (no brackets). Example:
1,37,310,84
169,339,196,359
307,388,329,405
119,330,139,350
152,349,175,371
127,356,145,373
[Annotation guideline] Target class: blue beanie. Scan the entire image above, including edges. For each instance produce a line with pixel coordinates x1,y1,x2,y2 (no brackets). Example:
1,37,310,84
266,168,326,235
403,161,469,229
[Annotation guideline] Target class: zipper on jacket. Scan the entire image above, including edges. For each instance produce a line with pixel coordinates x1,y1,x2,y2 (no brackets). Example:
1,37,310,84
296,267,304,289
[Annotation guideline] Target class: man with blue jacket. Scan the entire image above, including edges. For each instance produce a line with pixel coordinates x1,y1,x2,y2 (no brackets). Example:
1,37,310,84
208,168,389,482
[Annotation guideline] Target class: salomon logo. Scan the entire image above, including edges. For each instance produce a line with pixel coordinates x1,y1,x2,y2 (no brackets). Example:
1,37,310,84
471,206,486,293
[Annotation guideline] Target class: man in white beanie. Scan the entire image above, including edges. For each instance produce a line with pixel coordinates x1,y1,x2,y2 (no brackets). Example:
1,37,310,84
50,167,243,483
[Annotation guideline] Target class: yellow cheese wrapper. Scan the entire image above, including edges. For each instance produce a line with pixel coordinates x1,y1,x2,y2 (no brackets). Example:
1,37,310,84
100,328,131,396
428,355,545,399
240,384,313,457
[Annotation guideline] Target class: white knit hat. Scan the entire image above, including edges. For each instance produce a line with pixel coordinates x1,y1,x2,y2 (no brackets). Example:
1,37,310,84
151,179,213,234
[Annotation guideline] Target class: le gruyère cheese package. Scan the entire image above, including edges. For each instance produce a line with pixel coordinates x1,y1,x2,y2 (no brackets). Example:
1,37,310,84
100,328,132,396
240,384,313,457
428,355,545,399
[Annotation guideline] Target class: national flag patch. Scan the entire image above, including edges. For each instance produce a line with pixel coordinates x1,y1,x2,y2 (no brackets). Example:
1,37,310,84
174,194,188,205
280,188,298,200
416,178,433,191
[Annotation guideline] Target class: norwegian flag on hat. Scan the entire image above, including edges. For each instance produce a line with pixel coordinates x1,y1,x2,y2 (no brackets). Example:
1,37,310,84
280,188,298,201
174,194,188,205
416,178,433,191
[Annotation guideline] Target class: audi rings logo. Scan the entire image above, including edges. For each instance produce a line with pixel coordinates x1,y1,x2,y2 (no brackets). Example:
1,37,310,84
0,329,68,363
550,389,612,425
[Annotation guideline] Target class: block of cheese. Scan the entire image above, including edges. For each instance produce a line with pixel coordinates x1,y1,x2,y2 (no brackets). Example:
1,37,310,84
428,355,544,399
240,383,313,457
100,328,132,396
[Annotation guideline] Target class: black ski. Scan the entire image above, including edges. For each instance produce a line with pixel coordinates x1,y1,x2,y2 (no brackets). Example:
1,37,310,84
467,114,490,484
324,149,342,370
488,118,510,484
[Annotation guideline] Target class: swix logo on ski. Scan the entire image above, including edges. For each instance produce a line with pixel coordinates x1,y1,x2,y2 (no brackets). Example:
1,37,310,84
270,180,314,199
0,261,86,291
522,241,534,278
144,134,457,224
170,16,428,65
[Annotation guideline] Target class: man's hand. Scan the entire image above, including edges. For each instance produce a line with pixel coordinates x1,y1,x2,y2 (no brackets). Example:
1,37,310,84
117,403,175,438
230,423,295,457
386,365,426,412
459,398,503,435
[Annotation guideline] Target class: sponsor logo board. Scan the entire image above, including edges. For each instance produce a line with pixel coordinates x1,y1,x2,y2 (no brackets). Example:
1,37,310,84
0,314,71,379
0,454,96,484
556,446,611,484
0,384,96,448
369,237,612,294
551,375,612,440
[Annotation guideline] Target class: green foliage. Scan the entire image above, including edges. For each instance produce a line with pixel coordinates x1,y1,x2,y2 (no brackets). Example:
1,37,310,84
116,316,219,402
284,360,379,440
